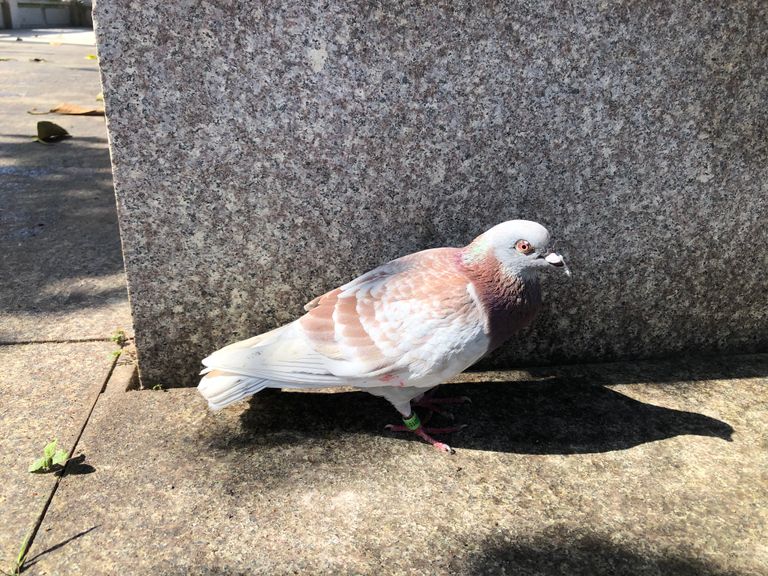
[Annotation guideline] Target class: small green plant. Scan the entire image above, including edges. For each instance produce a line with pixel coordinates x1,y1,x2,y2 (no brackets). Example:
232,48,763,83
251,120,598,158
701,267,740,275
111,349,122,359
28,439,68,473
110,328,127,347
3,529,32,575
151,384,164,391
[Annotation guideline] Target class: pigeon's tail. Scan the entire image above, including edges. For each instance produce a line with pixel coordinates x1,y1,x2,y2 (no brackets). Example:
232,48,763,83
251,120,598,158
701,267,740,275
198,370,270,410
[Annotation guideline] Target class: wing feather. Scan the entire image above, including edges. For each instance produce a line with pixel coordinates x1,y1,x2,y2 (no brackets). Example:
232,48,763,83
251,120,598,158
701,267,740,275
203,248,490,389
298,248,488,381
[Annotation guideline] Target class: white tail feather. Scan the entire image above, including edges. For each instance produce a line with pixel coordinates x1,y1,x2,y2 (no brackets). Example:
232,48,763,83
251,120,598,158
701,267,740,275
201,321,349,386
198,372,270,410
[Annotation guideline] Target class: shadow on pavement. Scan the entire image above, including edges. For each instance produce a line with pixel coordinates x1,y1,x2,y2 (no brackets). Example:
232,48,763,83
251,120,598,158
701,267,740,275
460,528,744,576
503,352,768,386
0,133,126,317
227,376,733,455
23,525,99,570
142,527,746,576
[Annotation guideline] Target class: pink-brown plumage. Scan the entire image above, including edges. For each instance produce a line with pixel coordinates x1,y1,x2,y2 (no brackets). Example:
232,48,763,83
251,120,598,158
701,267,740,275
299,248,478,374
198,220,568,451
462,249,542,350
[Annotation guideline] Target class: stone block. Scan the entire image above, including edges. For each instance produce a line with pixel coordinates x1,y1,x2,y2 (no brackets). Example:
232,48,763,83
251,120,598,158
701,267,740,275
94,0,768,386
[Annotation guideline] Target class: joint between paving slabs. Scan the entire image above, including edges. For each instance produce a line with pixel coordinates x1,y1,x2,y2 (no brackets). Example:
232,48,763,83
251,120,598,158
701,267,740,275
10,354,121,574
103,362,139,395
0,337,115,346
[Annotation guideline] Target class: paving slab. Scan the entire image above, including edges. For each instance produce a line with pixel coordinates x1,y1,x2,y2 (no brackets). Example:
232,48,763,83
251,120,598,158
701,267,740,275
0,29,96,47
0,341,116,570
0,42,130,342
27,355,768,575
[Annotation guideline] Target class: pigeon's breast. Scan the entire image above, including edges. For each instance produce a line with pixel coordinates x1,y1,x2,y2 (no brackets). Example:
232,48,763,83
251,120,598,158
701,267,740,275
469,270,542,352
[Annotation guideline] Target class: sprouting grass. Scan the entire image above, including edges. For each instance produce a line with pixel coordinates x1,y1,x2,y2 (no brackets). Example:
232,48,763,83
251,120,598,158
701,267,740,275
109,328,127,347
28,439,68,474
2,529,31,575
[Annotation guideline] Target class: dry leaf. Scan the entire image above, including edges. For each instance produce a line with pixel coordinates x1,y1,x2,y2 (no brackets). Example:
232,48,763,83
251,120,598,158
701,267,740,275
49,103,104,116
85,54,98,60
96,92,104,101
28,103,104,116
34,121,71,144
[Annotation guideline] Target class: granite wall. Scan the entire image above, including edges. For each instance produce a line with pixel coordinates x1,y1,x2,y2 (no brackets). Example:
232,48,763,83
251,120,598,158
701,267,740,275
94,0,768,386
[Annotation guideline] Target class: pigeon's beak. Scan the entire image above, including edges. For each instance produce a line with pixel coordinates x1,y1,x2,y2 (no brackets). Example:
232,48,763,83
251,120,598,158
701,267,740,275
544,252,571,276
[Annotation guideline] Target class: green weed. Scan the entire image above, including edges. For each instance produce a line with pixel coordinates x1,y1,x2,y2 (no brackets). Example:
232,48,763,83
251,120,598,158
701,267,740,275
1,529,30,574
110,328,127,347
28,439,68,474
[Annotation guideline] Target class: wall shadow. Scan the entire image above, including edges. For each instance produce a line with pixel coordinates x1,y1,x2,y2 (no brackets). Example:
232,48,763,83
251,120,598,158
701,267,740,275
0,134,127,318
227,375,733,455
494,353,768,387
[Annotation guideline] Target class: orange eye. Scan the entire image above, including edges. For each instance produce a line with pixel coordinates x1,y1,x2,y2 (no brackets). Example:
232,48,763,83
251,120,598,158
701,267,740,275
515,240,533,254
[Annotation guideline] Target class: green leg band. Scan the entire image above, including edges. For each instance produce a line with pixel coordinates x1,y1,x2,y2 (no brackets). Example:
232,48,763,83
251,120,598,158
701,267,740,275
402,412,421,431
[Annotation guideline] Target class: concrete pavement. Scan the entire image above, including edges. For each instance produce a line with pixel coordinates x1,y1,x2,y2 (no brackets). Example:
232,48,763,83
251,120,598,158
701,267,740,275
0,34,129,573
0,28,95,47
24,357,768,576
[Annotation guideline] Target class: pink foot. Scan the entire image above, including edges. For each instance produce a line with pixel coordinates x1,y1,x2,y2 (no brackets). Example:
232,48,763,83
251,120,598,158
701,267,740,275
415,428,454,454
384,423,467,453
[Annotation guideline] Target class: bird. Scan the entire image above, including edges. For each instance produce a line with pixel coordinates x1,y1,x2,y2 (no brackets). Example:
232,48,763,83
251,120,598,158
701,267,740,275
198,220,569,452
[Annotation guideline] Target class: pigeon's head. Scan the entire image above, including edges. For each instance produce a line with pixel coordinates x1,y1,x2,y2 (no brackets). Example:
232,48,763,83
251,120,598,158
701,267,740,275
468,220,570,277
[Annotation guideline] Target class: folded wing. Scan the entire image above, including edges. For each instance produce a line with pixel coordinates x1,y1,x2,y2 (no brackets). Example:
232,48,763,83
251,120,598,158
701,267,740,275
201,248,489,388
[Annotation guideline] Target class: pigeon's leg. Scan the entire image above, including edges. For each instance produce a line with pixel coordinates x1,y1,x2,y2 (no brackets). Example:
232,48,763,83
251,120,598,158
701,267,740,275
412,389,472,420
384,412,466,454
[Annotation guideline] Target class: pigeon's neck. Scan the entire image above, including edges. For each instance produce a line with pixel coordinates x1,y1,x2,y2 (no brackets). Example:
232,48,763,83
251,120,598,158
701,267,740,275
459,249,542,351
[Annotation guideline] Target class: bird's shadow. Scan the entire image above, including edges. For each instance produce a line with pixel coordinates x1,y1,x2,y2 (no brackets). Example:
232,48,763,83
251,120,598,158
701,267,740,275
234,377,733,454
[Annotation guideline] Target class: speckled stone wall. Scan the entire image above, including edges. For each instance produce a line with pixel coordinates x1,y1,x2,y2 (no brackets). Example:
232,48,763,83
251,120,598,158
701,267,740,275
94,1,768,386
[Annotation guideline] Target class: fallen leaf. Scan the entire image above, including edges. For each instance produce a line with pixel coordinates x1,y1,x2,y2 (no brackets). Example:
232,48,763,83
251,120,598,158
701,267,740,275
28,103,104,116
96,92,104,101
34,121,71,144
85,54,98,60
53,103,104,116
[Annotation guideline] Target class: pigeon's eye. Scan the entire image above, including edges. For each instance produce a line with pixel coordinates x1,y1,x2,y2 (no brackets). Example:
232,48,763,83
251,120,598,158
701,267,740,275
515,240,534,254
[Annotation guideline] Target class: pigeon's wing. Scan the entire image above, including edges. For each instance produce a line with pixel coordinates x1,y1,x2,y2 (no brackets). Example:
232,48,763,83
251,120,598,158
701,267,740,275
200,322,344,385
202,248,489,387
298,247,489,382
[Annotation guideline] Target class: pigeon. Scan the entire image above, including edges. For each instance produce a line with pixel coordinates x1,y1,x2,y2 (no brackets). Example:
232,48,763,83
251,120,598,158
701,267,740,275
198,220,569,452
